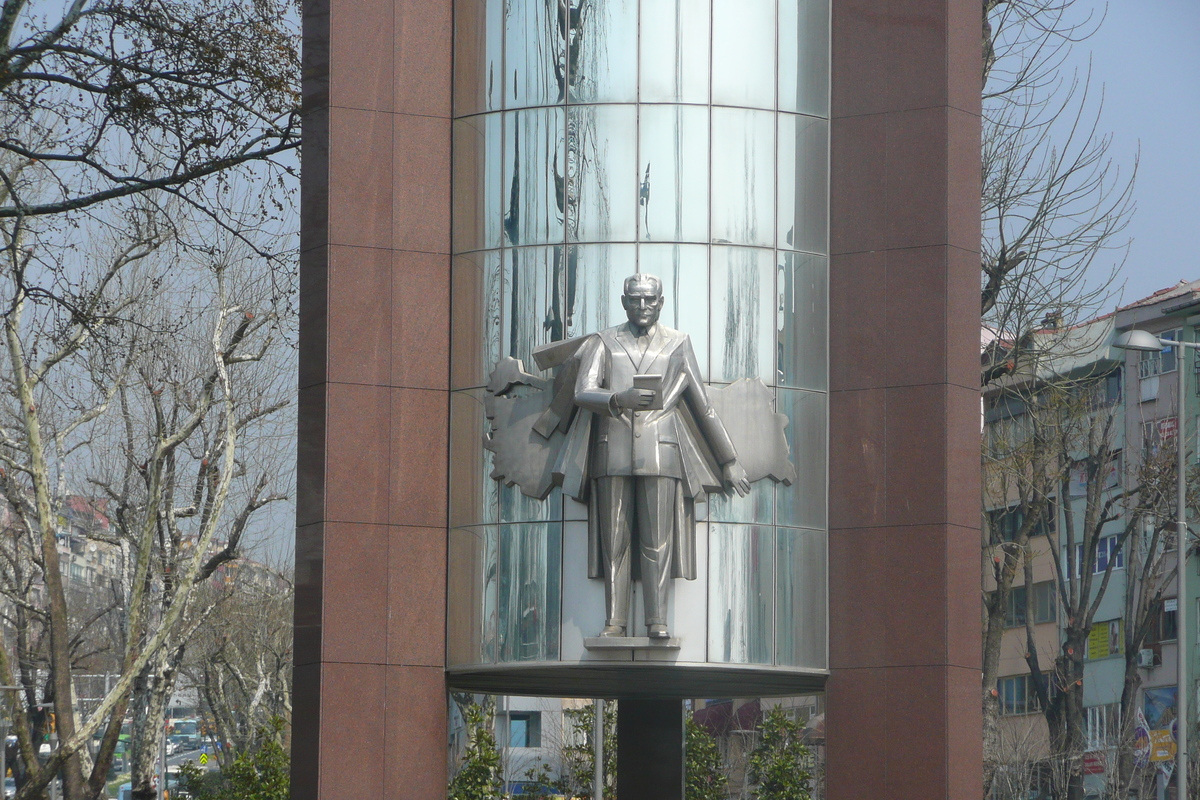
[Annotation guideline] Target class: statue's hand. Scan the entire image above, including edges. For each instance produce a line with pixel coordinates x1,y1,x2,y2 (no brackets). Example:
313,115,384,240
615,387,655,410
723,461,751,497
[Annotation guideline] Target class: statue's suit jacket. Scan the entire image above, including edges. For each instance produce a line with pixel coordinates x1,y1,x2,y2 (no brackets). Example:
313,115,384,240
559,322,739,581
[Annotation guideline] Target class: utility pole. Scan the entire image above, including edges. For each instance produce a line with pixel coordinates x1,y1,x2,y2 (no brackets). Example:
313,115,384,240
593,700,604,800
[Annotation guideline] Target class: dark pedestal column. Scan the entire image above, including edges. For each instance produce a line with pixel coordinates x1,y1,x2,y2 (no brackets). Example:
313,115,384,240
617,699,684,800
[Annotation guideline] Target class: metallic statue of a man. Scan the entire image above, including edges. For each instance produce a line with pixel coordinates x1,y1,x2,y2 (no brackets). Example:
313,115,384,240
574,274,750,639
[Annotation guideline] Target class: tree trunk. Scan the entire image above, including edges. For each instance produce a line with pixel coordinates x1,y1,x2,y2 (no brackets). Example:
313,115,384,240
128,658,172,800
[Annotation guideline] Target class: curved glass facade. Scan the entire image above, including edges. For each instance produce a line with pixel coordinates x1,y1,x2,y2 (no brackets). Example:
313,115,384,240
449,0,829,681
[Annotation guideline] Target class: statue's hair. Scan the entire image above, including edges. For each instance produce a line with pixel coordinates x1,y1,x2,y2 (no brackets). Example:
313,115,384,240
623,272,662,296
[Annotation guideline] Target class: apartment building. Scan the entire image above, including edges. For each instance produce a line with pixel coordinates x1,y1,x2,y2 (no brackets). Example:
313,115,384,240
984,280,1200,799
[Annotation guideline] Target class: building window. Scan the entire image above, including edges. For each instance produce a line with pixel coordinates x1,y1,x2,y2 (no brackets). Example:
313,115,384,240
1161,598,1178,642
1069,535,1124,578
1138,329,1180,378
1086,703,1120,751
986,503,1055,545
505,712,541,748
1005,581,1057,628
1104,368,1123,406
987,506,1024,544
999,674,1049,715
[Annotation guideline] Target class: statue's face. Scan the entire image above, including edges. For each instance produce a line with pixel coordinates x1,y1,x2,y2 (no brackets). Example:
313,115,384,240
622,284,664,329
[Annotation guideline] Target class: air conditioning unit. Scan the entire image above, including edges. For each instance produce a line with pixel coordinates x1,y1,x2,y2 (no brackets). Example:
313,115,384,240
1137,649,1156,668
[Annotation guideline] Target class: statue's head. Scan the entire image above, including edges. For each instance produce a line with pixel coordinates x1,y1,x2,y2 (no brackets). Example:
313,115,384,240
622,273,664,329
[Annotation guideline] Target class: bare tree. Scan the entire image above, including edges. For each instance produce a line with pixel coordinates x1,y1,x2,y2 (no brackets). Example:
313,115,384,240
978,2,1140,795
0,198,293,800
980,0,1136,386
0,0,299,223
180,564,294,768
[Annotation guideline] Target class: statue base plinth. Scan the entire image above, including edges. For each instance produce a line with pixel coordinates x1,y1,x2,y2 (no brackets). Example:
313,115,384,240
584,636,681,650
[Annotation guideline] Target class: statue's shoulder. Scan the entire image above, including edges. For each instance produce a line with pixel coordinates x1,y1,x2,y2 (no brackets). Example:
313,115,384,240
658,325,692,351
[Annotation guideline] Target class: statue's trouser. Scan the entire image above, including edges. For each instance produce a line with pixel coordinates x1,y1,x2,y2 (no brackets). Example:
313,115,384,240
595,475,676,630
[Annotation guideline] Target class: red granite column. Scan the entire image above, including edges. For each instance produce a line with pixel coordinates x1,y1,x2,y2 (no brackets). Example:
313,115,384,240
295,0,452,798
826,1,982,797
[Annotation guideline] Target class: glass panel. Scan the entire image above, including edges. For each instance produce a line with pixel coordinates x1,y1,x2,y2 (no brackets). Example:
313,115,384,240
708,524,774,664
504,0,566,108
711,246,775,382
709,479,774,524
502,245,569,365
563,244,634,340
450,389,498,527
482,525,499,662
567,0,638,103
638,105,709,244
567,104,638,243
775,527,827,668
498,480,562,525
447,527,495,665
775,388,827,529
639,0,711,104
638,244,709,380
497,523,563,662
452,114,503,253
453,0,504,115
776,251,827,390
778,0,830,116
777,114,829,254
712,0,775,109
711,108,775,247
503,108,566,247
451,251,503,390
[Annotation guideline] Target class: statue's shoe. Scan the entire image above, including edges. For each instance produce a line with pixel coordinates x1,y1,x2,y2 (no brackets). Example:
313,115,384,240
647,624,670,639
600,624,626,637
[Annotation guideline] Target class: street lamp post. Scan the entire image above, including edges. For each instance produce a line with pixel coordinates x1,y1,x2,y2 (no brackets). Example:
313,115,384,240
1114,329,1199,800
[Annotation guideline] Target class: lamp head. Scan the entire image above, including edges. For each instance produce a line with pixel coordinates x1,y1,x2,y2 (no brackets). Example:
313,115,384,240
1112,329,1167,352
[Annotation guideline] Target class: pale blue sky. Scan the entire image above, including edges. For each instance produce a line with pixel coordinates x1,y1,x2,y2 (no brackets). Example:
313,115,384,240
1078,0,1200,303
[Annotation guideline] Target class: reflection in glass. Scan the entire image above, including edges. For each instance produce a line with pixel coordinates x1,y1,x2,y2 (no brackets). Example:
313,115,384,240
709,480,774,525
711,247,775,382
505,0,565,108
452,115,504,253
638,105,709,243
564,244,634,340
712,0,775,109
776,527,827,668
497,523,563,661
500,482,562,526
503,108,566,247
778,0,830,116
567,0,638,103
711,109,775,247
777,252,827,390
502,245,566,366
638,244,709,380
777,114,829,254
447,527,494,665
450,390,498,527
708,524,774,664
639,0,711,104
775,389,827,529
453,0,504,115
451,252,503,390
567,105,638,243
